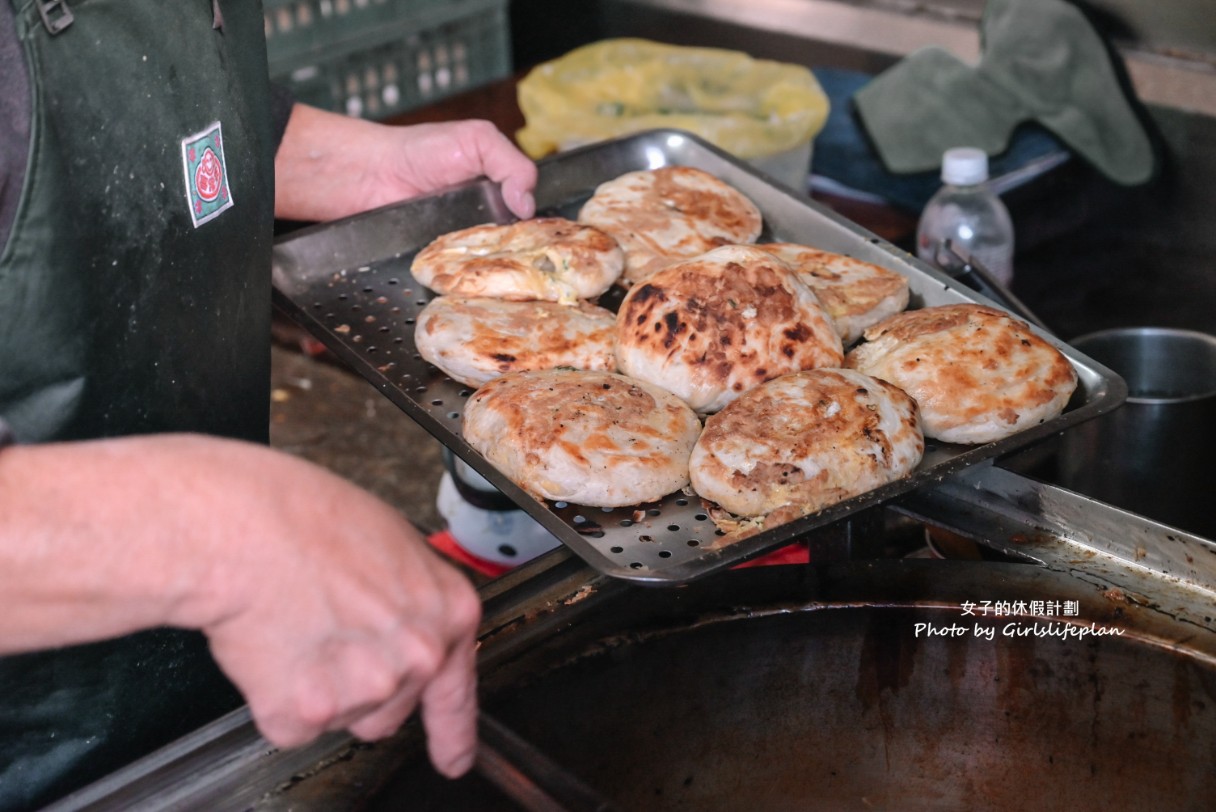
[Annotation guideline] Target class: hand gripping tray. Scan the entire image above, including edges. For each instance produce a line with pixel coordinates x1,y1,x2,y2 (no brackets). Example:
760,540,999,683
272,130,1125,585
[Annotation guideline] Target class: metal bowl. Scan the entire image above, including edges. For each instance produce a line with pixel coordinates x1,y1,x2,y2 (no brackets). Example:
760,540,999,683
1059,327,1216,537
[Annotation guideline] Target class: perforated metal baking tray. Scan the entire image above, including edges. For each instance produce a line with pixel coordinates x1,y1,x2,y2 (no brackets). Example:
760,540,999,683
272,129,1126,585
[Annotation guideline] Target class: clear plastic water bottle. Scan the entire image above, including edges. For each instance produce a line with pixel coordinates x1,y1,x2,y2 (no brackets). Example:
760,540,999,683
916,147,1015,286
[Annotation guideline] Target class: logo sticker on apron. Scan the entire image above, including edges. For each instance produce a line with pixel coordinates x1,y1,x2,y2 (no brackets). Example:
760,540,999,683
181,121,234,227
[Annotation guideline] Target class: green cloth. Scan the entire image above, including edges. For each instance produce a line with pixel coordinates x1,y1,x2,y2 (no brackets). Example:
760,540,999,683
854,0,1155,185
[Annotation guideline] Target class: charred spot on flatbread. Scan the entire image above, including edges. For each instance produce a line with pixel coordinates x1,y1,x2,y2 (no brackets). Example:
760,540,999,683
615,244,842,413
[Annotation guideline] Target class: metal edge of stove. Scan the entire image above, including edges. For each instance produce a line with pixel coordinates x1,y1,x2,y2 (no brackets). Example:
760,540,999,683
899,464,1216,629
271,128,1127,586
46,473,1216,812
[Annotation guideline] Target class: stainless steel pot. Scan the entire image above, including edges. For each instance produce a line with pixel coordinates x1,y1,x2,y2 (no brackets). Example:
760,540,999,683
1059,327,1216,538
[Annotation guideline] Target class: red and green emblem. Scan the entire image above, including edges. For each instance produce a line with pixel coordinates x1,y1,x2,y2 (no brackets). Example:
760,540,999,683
181,121,233,227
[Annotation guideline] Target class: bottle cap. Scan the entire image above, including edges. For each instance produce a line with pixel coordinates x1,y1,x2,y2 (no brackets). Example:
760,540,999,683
941,147,989,185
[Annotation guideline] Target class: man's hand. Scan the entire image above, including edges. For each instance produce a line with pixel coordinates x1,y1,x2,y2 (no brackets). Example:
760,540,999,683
194,437,483,775
0,435,483,776
274,104,538,223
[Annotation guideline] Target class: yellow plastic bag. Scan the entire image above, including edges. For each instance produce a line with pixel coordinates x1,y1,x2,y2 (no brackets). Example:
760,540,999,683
516,39,830,163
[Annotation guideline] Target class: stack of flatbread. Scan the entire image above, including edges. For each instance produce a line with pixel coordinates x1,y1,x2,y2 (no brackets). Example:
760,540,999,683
577,166,764,285
408,166,1078,532
412,217,624,388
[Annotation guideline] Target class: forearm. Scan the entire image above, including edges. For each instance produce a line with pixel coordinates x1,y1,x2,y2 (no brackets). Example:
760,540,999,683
273,104,388,222
274,104,537,222
0,432,482,771
0,435,236,653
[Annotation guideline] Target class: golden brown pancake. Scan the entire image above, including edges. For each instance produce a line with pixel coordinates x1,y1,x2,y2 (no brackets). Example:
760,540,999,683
411,217,624,302
462,369,702,507
690,368,923,525
577,166,762,285
752,243,910,345
845,303,1078,444
615,244,843,413
415,296,617,388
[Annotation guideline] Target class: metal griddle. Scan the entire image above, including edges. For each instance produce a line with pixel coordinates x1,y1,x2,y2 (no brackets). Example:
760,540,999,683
271,129,1126,585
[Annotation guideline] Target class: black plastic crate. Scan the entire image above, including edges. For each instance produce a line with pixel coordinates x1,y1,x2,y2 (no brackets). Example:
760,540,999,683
268,0,510,119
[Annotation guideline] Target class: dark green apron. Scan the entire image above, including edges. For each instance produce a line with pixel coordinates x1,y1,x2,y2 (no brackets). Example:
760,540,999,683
0,0,274,806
